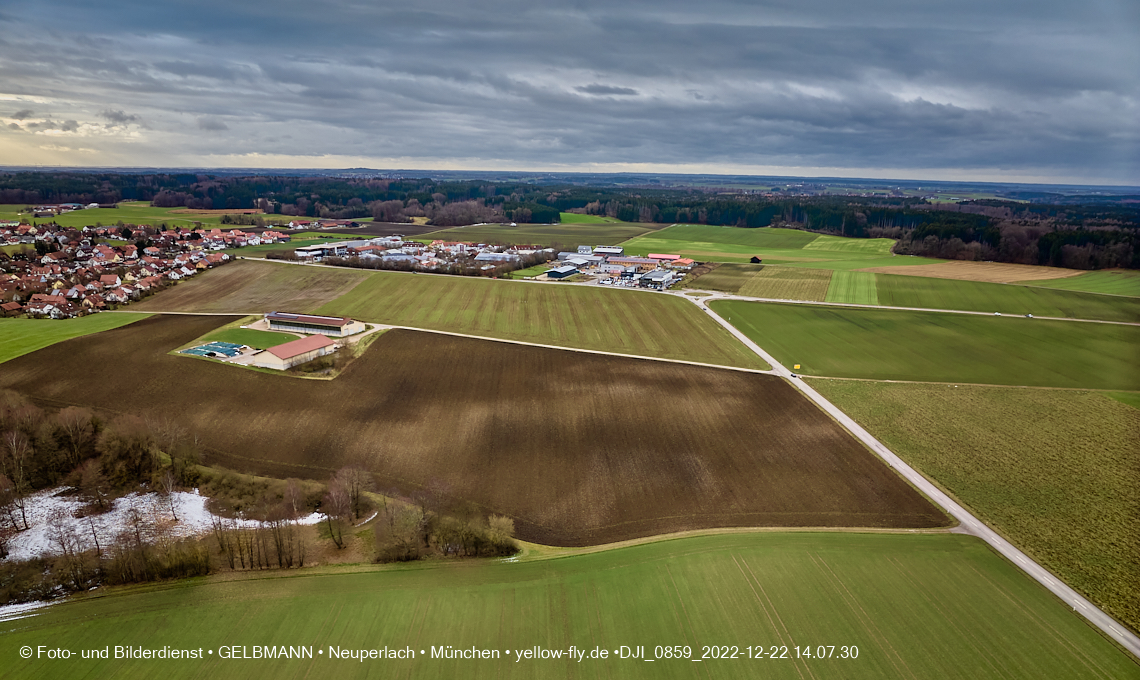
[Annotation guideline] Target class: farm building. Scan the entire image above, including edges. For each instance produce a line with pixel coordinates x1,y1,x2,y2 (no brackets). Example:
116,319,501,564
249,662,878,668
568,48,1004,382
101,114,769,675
593,245,624,257
641,270,676,288
266,312,366,337
251,335,337,370
546,265,579,280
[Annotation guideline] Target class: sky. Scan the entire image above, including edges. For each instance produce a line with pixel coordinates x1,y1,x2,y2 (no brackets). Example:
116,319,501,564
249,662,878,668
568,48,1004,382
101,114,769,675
0,0,1137,184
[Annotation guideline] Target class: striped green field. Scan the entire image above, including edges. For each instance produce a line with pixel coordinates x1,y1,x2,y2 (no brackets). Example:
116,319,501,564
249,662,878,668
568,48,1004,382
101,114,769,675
311,270,769,369
711,301,1140,390
621,225,931,270
809,380,1140,633
825,271,879,305
875,274,1140,323
736,267,832,301
1020,269,1140,297
0,313,151,364
5,533,1134,680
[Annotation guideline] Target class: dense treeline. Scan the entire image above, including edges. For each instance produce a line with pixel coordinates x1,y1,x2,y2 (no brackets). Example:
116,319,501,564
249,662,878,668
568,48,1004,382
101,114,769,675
3,172,1136,268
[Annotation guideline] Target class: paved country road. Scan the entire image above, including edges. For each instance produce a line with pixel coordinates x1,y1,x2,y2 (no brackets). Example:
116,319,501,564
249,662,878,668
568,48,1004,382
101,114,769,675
689,294,1140,660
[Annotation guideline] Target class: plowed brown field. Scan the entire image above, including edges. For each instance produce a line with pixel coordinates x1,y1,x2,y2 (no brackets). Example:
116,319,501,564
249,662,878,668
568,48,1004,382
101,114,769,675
0,316,947,545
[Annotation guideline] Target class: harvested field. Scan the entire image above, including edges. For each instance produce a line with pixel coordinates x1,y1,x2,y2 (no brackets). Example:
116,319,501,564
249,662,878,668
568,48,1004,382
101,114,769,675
809,379,1140,632
861,260,1084,283
0,316,948,546
133,260,369,314
736,265,832,301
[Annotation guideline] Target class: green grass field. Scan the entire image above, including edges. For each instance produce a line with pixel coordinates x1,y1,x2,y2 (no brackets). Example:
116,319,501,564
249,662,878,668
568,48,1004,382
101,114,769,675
736,267,832,301
0,202,293,229
825,271,879,305
0,313,151,364
198,327,296,349
421,221,661,247
558,212,625,223
621,225,919,269
808,380,1140,632
875,274,1140,323
711,301,1140,390
5,533,1134,680
506,263,552,279
316,272,768,369
1020,269,1140,297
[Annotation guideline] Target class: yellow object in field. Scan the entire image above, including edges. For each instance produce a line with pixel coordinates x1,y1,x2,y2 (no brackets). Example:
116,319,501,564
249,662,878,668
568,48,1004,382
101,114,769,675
793,364,801,370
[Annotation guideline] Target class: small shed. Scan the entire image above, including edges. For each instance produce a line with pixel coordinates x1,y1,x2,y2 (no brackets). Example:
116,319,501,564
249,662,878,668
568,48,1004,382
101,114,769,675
750,256,763,264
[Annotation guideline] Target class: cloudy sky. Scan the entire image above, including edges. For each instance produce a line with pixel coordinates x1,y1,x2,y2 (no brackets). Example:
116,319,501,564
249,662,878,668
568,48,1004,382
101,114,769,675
1,0,1137,184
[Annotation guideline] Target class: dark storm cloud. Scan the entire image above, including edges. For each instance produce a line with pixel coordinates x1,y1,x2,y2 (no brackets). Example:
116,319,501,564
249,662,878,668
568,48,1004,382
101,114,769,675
0,0,1136,181
576,84,638,96
11,109,34,120
196,117,228,131
100,109,140,124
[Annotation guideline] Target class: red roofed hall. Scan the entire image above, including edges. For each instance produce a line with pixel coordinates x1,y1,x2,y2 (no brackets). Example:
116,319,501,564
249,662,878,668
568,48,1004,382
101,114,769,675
253,334,337,370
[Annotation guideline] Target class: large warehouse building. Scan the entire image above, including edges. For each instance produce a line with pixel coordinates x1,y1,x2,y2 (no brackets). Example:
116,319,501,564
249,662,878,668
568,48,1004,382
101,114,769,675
251,334,337,370
266,312,366,337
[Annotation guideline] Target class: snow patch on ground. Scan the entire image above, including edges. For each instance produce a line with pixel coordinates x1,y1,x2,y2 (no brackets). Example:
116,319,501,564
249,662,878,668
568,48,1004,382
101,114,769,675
0,599,57,623
3,488,324,563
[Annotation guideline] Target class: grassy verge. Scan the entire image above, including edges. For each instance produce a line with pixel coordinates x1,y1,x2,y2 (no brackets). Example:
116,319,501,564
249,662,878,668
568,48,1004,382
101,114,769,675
711,300,1140,390
4,533,1134,680
0,313,151,364
809,379,1140,633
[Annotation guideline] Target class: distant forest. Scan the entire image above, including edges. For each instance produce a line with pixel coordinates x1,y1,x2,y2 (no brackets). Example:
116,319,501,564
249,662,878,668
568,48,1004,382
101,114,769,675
2,172,1137,269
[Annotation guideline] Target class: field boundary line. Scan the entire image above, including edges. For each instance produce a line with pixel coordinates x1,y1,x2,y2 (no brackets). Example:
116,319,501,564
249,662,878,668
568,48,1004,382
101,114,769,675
802,375,1140,393
693,296,1140,659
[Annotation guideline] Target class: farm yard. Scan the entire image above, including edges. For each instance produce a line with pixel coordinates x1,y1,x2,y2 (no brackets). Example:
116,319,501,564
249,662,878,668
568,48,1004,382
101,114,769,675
808,380,1140,633
0,316,947,546
711,300,1140,390
6,533,1135,680
133,260,370,315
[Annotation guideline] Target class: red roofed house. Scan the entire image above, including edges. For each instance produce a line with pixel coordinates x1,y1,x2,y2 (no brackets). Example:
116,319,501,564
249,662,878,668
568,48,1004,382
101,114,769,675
251,334,336,370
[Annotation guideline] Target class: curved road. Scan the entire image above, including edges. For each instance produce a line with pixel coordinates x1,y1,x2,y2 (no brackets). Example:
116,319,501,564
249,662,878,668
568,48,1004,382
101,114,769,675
687,294,1140,659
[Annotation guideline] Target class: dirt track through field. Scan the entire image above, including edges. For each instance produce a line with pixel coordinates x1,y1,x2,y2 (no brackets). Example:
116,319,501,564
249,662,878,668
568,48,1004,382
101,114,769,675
0,315,946,546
